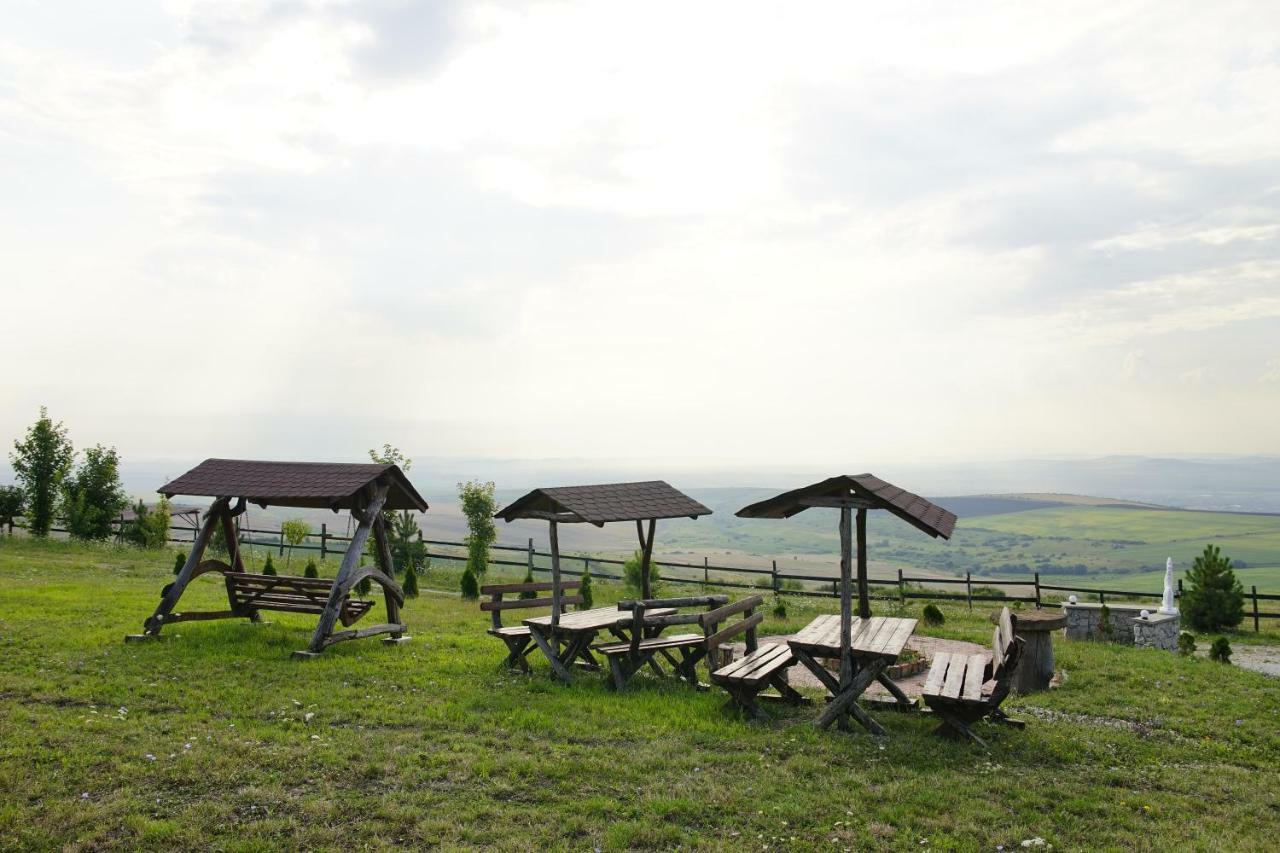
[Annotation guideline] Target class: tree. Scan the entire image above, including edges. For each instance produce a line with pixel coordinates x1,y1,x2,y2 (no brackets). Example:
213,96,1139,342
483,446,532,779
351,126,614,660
579,565,594,609
402,560,419,598
9,407,74,536
460,566,479,600
124,498,171,549
623,550,660,597
1182,544,1244,631
0,485,23,532
458,480,498,577
263,553,277,576
281,519,310,571
304,558,319,578
389,510,428,576
62,444,127,541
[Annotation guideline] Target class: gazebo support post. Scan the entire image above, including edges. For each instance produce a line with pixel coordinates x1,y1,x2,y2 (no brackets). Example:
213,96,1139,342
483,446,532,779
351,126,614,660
857,507,870,619
838,506,854,698
131,496,230,639
549,520,562,629
637,518,656,600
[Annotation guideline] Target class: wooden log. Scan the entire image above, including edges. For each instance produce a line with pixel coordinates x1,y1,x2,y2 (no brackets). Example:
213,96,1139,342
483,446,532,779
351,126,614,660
838,506,853,690
618,595,727,610
638,518,656,600
1012,629,1055,694
549,520,561,629
141,497,228,636
306,483,388,654
372,515,402,635
856,507,869,620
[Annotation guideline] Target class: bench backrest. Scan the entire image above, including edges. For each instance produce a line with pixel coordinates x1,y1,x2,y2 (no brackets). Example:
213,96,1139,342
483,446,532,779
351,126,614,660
616,594,764,658
989,607,1022,682
480,580,583,629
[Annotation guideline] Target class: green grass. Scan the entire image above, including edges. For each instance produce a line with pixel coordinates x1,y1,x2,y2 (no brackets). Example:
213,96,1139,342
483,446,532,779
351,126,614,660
2,537,1279,850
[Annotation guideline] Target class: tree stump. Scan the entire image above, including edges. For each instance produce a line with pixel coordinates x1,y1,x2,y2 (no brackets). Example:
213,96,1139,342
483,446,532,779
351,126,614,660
992,609,1065,694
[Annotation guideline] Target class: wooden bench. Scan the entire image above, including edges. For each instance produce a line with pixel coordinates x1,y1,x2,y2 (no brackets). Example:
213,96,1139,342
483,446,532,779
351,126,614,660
596,595,763,690
921,606,1026,746
224,572,374,627
480,580,583,672
710,640,807,720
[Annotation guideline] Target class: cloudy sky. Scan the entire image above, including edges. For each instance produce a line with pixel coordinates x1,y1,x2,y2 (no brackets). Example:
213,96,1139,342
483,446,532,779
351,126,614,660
2,0,1279,476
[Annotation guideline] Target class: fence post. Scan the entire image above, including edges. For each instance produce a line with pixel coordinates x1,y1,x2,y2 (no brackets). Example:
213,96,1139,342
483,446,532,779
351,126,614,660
583,556,590,580
898,568,905,604
527,538,534,576
703,556,709,588
320,522,327,559
965,571,972,611
772,559,779,593
278,528,285,557
1253,585,1260,633
1099,590,1106,605
1177,578,1183,600
1034,572,1042,609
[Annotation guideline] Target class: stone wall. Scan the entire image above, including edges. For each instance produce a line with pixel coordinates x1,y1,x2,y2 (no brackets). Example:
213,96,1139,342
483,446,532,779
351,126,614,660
1062,602,1179,650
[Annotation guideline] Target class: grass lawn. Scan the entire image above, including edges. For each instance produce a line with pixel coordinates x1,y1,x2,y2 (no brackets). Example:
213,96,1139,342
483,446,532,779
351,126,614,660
2,538,1279,850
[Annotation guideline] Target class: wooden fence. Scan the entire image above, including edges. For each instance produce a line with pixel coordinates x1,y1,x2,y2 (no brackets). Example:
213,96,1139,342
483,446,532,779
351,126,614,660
10,517,1280,631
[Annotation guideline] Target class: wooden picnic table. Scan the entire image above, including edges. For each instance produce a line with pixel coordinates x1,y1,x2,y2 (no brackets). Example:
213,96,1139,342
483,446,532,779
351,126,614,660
523,606,675,683
788,614,918,733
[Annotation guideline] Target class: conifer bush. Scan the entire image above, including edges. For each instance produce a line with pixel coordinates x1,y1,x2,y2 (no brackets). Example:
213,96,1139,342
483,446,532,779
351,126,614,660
579,566,593,609
519,564,538,599
402,562,419,598
1177,631,1196,656
304,559,318,579
460,567,479,600
922,603,945,627
1209,636,1232,664
1182,544,1245,631
263,553,277,576
173,551,186,575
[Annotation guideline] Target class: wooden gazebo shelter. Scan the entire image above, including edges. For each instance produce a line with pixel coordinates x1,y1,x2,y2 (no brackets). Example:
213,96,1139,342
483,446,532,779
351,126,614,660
495,481,711,617
126,459,428,658
737,474,956,686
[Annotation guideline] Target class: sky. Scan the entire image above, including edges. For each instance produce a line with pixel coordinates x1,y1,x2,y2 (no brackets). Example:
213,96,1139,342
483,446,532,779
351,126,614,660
2,0,1279,479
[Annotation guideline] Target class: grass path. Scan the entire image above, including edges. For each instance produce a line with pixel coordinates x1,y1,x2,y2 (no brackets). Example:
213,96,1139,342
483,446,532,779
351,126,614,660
1,538,1279,850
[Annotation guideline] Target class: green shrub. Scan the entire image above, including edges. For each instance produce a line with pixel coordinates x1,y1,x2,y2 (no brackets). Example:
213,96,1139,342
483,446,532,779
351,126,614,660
1177,631,1196,656
9,407,74,537
1209,636,1232,664
623,550,660,597
1183,544,1245,631
402,562,419,598
519,564,538,599
357,576,371,596
460,567,479,600
262,553,276,576
458,480,497,577
971,585,1006,599
304,559,318,579
579,566,594,609
173,551,186,576
922,603,945,627
0,485,24,531
62,444,127,541
281,519,310,571
771,597,787,619
124,498,171,549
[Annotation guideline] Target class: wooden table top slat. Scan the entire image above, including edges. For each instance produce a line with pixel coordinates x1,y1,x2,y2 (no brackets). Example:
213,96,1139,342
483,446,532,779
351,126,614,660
788,614,917,660
523,606,676,633
962,653,987,702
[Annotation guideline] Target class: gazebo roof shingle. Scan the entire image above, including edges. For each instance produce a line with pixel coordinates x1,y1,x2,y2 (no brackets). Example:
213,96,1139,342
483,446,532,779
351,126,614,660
496,480,711,526
158,458,428,512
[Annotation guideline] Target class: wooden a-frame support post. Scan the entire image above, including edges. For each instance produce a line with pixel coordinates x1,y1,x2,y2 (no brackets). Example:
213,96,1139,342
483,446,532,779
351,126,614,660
131,496,242,639
296,480,408,657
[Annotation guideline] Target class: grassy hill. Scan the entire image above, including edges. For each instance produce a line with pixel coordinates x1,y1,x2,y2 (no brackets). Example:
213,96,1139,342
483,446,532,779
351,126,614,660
0,537,1278,849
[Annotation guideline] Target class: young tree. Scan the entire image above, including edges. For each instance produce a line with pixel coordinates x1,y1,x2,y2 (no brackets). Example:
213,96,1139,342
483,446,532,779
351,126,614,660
281,519,311,571
174,551,187,575
125,498,171,549
519,563,538,599
402,560,420,598
62,444,127,541
578,565,594,609
458,480,498,577
304,558,319,579
460,566,479,600
623,550,660,597
389,510,428,576
0,485,24,533
9,407,74,536
262,553,277,576
1182,544,1245,631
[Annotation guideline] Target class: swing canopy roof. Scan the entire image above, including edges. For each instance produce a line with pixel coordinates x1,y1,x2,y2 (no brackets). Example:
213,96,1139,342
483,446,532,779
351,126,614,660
496,481,711,526
735,473,956,539
158,458,428,512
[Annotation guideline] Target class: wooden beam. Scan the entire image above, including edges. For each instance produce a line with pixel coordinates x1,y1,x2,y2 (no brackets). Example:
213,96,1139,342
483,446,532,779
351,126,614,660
798,496,875,509
857,507,870,620
305,483,388,654
638,518,657,600
138,497,229,637
838,505,853,690
549,519,561,628
372,513,404,638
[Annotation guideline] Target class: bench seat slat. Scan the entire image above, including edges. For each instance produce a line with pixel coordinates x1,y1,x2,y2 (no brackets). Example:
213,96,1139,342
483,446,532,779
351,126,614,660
941,653,969,699
962,653,987,702
595,634,703,656
713,643,793,688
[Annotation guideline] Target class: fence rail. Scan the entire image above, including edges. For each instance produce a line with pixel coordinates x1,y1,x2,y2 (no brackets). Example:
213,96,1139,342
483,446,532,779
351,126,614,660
8,516,1280,630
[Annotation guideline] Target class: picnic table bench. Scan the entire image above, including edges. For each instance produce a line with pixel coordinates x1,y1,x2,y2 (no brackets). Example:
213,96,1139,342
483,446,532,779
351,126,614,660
789,614,917,733
522,604,675,684
480,580,582,672
922,606,1026,746
710,640,807,719
597,595,764,690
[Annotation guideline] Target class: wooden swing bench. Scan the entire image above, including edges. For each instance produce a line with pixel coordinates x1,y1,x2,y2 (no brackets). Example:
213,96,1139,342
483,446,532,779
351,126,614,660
921,606,1026,746
126,458,428,658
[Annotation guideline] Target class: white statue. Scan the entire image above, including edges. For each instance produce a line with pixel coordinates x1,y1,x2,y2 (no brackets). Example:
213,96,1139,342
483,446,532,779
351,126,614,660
1160,557,1178,615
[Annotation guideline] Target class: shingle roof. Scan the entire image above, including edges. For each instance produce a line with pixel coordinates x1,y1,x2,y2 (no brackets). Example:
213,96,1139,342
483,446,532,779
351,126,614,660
495,481,711,526
158,459,428,512
735,474,956,539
